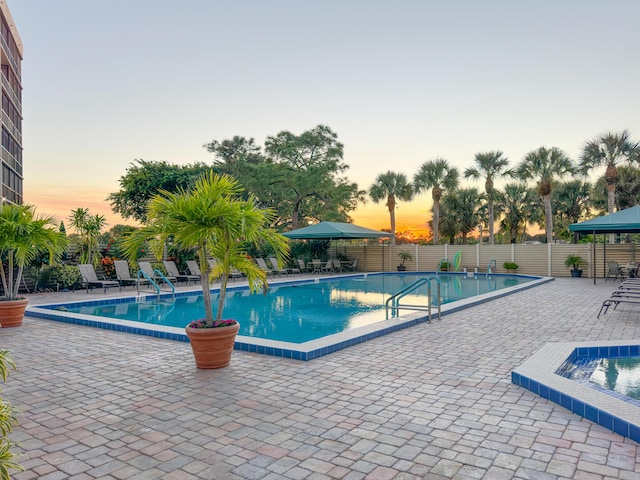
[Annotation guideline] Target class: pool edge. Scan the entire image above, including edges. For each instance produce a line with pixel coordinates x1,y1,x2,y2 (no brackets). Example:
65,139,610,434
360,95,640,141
512,340,640,443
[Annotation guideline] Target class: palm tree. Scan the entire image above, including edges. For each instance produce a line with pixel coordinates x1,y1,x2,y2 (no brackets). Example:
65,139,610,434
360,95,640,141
123,172,289,325
413,158,459,245
552,180,591,242
0,204,67,301
464,151,512,245
497,183,540,244
516,147,574,244
439,188,482,245
368,171,414,245
69,208,106,266
580,130,640,216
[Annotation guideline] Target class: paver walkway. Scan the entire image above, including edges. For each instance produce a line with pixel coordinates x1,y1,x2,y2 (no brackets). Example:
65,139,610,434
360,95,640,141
3,277,640,479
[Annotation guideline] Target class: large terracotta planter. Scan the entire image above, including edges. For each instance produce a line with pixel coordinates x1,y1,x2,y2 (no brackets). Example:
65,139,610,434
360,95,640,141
185,321,240,369
0,298,28,328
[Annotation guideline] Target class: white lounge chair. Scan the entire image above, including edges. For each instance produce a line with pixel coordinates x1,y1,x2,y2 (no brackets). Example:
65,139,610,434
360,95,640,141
77,264,121,293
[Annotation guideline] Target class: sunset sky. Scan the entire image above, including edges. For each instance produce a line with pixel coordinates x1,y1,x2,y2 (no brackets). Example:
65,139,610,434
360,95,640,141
8,1,640,234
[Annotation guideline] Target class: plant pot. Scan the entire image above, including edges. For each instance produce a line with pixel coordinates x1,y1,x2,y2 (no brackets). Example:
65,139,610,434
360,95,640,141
185,321,240,369
397,265,406,271
0,298,28,328
571,269,583,278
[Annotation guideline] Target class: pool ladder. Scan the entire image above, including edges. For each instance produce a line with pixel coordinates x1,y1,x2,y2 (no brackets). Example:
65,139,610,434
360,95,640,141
385,276,441,321
137,269,175,302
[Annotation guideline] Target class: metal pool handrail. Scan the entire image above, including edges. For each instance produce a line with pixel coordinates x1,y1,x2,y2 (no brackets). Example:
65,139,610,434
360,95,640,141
137,269,176,301
385,275,441,321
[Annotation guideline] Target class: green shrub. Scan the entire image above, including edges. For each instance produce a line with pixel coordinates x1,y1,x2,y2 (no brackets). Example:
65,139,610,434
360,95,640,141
39,264,82,290
0,349,23,478
503,262,519,270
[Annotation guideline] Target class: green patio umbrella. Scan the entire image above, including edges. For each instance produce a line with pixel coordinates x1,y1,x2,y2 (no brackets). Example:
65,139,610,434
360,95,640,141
282,221,393,240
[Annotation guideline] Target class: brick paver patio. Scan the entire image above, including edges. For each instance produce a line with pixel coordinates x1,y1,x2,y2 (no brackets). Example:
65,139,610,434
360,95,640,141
2,276,640,479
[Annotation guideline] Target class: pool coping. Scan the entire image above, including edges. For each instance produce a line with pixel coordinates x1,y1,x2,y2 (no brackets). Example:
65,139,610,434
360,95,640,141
26,272,553,361
512,339,640,442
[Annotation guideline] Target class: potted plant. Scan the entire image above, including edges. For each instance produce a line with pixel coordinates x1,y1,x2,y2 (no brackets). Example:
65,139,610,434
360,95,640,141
123,172,289,369
397,250,412,271
565,254,587,278
0,204,67,326
503,261,519,273
439,260,450,271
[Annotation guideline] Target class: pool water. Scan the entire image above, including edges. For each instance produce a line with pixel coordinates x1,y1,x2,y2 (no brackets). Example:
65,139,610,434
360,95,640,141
50,273,533,344
590,357,640,401
558,355,640,402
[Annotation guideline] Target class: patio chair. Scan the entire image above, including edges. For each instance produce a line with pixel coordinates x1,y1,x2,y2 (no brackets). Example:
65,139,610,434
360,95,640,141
311,259,323,274
321,259,333,274
345,258,358,272
77,264,121,294
332,258,343,273
138,261,177,285
114,260,149,289
605,261,624,282
163,260,200,284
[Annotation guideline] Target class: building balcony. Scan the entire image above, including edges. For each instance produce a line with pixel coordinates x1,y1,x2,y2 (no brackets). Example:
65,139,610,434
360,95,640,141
1,72,20,112
1,110,21,144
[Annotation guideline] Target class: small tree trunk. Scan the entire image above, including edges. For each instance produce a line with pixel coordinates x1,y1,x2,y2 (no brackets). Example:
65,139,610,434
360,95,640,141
488,200,494,245
388,194,396,246
198,245,214,325
544,194,553,244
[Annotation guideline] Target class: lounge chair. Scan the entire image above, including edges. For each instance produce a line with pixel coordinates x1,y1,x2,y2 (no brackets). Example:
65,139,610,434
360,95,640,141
186,260,202,277
163,261,200,284
114,260,149,289
598,291,640,317
206,258,242,280
297,259,314,273
77,264,121,293
138,261,177,285
255,258,275,275
268,257,290,276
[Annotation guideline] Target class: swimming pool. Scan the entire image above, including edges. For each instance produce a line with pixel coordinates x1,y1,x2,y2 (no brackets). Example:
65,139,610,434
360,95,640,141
28,272,551,360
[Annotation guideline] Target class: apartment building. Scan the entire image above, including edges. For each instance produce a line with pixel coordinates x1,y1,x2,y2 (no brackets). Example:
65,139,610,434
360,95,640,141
0,1,21,204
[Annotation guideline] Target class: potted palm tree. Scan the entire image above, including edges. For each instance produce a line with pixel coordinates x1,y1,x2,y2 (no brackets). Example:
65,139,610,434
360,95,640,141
0,203,67,327
123,172,289,369
565,254,586,278
397,250,412,271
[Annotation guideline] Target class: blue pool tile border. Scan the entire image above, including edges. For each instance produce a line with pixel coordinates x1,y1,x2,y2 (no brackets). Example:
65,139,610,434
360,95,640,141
28,272,551,362
512,341,640,443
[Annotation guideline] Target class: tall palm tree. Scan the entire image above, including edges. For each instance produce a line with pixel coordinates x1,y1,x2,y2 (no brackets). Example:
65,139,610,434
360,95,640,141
368,171,414,245
69,208,106,266
580,130,640,216
497,183,540,244
413,158,459,245
516,147,574,244
440,188,483,244
464,150,512,245
552,180,591,242
123,172,289,325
